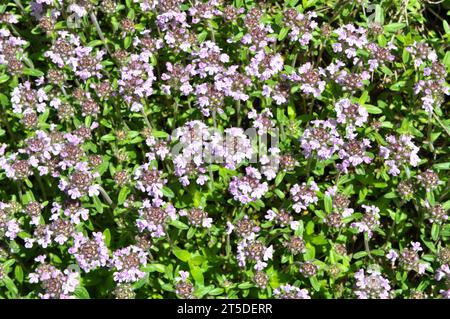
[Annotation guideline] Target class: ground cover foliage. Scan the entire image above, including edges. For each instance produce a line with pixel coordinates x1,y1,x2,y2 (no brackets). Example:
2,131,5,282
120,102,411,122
0,0,449,299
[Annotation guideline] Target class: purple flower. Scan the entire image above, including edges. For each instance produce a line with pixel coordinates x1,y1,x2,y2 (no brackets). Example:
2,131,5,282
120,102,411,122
134,164,167,198
290,181,319,213
111,245,148,283
228,167,268,204
11,81,48,114
0,202,20,240
192,41,228,78
44,31,80,68
350,205,380,238
334,99,368,134
236,238,273,271
367,42,396,72
118,53,156,112
300,120,343,160
245,50,284,81
354,268,391,299
214,66,251,101
288,62,326,97
58,162,100,199
274,284,310,299
68,232,109,272
379,134,420,176
29,256,80,299
333,24,368,62
337,138,372,173
136,199,177,238
283,9,318,45
194,82,225,116
179,208,213,229
67,46,105,81
161,62,194,95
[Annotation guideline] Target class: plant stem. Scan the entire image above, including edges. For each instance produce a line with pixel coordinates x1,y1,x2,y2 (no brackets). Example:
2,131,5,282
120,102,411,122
432,112,450,137
208,21,216,42
173,99,179,129
427,111,434,153
98,185,113,206
212,110,217,129
306,157,313,178
35,175,47,201
236,100,241,126
364,233,374,260
90,12,111,55
13,0,25,13
141,108,152,130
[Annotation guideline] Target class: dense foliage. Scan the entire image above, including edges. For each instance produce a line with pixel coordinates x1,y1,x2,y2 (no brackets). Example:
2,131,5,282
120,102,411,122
0,0,449,299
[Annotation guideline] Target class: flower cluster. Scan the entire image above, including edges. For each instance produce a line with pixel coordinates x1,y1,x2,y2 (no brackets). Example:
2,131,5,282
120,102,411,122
0,0,448,300
273,284,311,299
110,246,148,283
351,205,380,238
290,181,319,213
229,167,268,204
29,256,80,299
354,268,391,299
68,232,109,272
379,135,420,176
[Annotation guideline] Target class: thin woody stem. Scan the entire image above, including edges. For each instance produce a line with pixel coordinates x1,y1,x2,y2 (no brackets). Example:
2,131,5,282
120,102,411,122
90,12,111,56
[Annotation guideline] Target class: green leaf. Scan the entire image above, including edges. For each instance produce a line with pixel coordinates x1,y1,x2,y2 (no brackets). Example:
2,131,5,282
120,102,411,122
24,178,33,188
275,171,285,186
374,4,384,24
189,255,204,266
309,277,320,292
352,251,368,259
389,81,406,91
237,282,254,289
194,285,214,298
324,195,332,213
278,27,289,41
169,220,189,230
311,234,328,245
87,40,105,47
431,223,440,241
118,186,130,205
2,276,18,296
187,226,196,240
208,288,224,296
371,249,385,256
363,104,383,114
443,20,450,34
433,162,450,170
124,36,132,49
144,263,166,273
162,186,175,198
173,247,191,262
23,68,44,77
190,266,204,286
152,130,169,138
198,30,208,42
274,189,285,199
383,23,406,33
93,196,104,214
426,191,435,206
0,74,9,84
14,265,23,283
74,286,91,299
305,221,314,235
100,134,116,142
402,48,410,63
103,228,111,247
